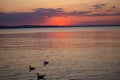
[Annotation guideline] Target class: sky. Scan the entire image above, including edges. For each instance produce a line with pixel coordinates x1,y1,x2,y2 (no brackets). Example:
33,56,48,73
0,0,120,26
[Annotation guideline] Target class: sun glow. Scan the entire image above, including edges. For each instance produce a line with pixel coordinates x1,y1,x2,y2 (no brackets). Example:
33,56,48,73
48,17,70,26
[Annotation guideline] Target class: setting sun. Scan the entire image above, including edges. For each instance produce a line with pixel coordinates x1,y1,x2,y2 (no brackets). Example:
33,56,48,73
48,17,70,26
0,0,120,80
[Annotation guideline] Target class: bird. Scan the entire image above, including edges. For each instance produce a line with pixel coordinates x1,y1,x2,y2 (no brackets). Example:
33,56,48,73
29,65,35,72
36,73,46,80
44,61,49,67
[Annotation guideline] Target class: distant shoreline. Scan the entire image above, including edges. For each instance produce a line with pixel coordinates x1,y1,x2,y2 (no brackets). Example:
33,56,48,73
0,25,120,29
0,26,120,34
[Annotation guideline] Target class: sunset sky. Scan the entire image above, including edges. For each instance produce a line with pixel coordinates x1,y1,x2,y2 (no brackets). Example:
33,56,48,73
0,0,120,26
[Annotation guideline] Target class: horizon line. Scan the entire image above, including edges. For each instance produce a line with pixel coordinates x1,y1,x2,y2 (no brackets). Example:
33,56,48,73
0,24,120,29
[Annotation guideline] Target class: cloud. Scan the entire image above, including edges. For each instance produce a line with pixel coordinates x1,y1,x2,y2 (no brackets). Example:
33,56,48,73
112,6,116,9
0,8,92,25
89,12,120,16
0,8,65,25
112,13,120,16
33,8,64,17
89,13,108,16
0,7,120,25
66,11,91,16
93,4,106,10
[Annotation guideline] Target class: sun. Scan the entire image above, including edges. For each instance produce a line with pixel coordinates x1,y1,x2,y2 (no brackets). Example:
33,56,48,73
48,17,70,26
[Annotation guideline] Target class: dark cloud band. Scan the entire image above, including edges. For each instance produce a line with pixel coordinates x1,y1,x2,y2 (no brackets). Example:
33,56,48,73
0,7,120,25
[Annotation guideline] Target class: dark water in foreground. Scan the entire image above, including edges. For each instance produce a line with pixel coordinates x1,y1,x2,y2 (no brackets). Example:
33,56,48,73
0,27,120,80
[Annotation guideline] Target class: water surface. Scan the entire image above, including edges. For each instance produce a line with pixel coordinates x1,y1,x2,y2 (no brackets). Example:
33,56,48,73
0,27,120,80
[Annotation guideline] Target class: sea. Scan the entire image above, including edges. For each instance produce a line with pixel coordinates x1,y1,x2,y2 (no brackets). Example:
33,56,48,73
0,26,120,80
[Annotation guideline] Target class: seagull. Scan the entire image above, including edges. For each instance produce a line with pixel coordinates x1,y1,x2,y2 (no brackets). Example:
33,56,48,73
36,73,46,80
29,65,35,72
44,61,49,67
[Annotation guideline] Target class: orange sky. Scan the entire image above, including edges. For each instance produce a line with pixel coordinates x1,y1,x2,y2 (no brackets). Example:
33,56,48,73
0,0,120,26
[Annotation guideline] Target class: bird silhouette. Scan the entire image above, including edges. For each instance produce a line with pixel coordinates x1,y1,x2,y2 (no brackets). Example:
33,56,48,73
44,61,49,67
29,65,35,72
36,73,46,80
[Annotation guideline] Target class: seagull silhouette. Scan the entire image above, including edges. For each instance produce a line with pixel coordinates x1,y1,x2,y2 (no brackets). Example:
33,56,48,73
36,73,46,80
44,61,49,67
29,65,35,72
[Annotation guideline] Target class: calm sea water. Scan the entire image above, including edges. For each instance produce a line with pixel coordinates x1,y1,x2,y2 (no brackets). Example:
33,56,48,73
0,27,120,80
